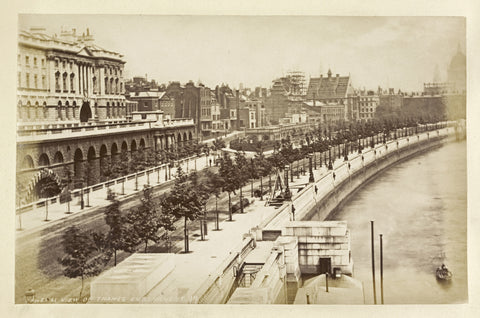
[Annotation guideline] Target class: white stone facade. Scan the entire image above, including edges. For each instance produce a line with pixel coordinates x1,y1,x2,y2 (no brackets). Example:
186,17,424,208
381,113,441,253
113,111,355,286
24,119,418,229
17,27,126,124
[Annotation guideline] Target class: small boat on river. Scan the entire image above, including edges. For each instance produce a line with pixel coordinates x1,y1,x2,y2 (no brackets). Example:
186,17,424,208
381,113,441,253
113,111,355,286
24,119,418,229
436,264,452,281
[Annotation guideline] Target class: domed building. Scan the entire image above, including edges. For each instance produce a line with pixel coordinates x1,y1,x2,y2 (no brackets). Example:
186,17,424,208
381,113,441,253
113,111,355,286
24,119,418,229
447,45,466,93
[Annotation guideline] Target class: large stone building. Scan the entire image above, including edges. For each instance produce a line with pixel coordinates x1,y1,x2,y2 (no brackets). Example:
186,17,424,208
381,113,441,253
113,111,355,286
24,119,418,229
16,27,196,206
18,27,127,123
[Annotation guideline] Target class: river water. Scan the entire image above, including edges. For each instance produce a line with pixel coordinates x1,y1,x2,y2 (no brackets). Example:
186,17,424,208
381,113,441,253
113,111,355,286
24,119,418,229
310,140,467,304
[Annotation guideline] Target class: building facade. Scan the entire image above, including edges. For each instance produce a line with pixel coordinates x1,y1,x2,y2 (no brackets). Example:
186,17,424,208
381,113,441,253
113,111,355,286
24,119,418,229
18,27,127,123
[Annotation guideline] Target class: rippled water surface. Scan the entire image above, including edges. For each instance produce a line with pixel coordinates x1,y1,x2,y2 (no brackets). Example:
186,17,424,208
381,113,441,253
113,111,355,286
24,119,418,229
311,140,467,304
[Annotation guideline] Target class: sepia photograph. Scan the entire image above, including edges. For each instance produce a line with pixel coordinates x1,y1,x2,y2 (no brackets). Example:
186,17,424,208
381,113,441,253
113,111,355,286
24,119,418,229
6,1,479,316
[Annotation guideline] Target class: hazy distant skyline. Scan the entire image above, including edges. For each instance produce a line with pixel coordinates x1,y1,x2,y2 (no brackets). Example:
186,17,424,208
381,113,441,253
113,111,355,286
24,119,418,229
19,15,465,92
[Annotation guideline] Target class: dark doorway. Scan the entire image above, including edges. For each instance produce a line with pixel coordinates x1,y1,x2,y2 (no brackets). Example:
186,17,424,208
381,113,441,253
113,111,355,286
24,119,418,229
80,102,92,123
318,257,331,275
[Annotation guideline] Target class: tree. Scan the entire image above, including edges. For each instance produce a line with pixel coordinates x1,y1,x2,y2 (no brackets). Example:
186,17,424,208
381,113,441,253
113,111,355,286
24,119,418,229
36,173,61,221
162,166,203,252
58,226,105,302
205,170,224,230
93,199,128,266
234,151,249,213
254,149,271,200
189,170,210,240
124,186,162,253
157,194,177,252
219,153,237,221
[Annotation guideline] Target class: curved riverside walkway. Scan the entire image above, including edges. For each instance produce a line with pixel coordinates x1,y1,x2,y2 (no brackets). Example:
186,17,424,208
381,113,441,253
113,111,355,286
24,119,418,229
89,126,457,304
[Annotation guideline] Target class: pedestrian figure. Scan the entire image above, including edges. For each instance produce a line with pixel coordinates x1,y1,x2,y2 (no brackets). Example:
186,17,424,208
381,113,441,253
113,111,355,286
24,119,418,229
291,204,296,221
314,185,318,195
209,158,212,167
348,163,351,169
333,172,336,180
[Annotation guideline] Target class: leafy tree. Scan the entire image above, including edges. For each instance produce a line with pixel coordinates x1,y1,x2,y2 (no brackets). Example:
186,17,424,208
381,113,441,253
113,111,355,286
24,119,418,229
161,167,203,252
124,186,162,253
234,152,249,213
36,173,61,221
189,170,210,240
58,226,105,301
92,199,128,266
254,149,271,200
157,194,177,251
219,153,238,221
205,170,224,230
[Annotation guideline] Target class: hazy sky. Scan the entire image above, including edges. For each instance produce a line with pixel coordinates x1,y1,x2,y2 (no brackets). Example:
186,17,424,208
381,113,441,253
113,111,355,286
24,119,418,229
19,15,465,92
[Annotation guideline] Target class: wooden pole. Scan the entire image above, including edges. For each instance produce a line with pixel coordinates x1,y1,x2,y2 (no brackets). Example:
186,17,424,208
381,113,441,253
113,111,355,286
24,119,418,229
371,220,377,304
380,234,384,304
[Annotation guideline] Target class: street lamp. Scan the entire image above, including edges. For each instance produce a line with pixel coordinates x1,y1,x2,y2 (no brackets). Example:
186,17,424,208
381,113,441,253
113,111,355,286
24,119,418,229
344,139,348,161
308,154,314,183
328,145,333,170
284,165,292,200
358,134,362,154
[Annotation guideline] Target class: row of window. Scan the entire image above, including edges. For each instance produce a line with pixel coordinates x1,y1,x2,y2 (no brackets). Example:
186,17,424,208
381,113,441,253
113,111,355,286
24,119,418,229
20,55,46,68
360,108,375,113
18,72,46,89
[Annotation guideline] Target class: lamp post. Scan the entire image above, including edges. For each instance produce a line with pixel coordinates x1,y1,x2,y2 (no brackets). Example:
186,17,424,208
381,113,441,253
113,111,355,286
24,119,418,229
370,131,375,148
383,129,386,144
308,154,314,183
344,139,348,161
284,165,291,200
328,145,333,170
358,134,362,154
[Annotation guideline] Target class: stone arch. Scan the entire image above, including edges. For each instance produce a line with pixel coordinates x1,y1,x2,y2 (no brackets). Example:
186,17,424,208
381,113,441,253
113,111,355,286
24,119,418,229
80,102,92,123
111,142,119,167
27,168,63,203
73,148,84,181
140,138,146,149
38,153,50,167
99,144,108,181
53,151,64,164
131,139,137,152
86,146,97,185
183,132,187,142
106,102,110,118
121,141,128,153
189,131,193,140
21,155,34,169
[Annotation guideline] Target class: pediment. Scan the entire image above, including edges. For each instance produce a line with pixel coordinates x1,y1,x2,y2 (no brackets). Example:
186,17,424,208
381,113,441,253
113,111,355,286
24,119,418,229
77,47,94,57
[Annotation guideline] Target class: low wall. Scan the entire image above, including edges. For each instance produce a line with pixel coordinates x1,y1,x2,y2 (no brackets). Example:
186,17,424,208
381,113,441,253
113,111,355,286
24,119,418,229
260,127,455,241
303,134,451,222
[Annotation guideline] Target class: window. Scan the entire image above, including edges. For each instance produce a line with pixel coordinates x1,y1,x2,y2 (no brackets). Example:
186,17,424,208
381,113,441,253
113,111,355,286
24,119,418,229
42,76,46,89
55,72,60,92
25,56,29,65
34,75,38,88
55,60,59,68
26,73,30,88
63,73,67,92
41,59,45,67
62,61,66,69
18,72,21,87
34,57,37,66
70,74,75,92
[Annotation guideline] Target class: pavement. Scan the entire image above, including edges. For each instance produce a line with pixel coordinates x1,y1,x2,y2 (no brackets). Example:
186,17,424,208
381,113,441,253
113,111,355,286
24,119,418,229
15,153,217,236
